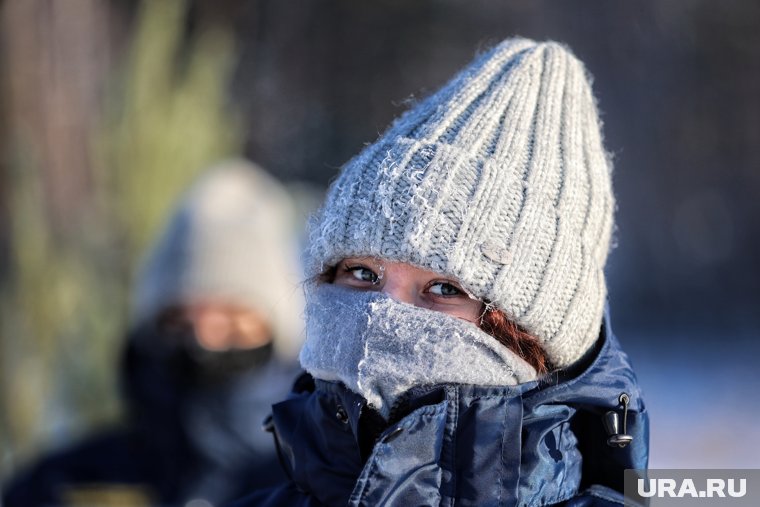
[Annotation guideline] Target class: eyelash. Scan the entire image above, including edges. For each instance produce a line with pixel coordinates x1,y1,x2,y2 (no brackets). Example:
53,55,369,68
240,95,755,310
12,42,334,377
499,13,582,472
341,264,463,297
427,281,462,297
344,264,380,284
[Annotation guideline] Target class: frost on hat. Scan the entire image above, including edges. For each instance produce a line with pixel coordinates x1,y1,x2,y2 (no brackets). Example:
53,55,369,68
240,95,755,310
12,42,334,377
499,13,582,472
306,39,615,368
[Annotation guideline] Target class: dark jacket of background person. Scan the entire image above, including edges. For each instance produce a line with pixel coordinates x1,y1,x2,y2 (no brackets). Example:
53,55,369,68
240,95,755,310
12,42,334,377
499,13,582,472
231,310,649,507
2,161,306,507
2,339,296,506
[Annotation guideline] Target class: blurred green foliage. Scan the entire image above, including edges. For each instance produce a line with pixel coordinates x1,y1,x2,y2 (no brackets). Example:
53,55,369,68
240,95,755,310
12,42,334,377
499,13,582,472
0,0,242,475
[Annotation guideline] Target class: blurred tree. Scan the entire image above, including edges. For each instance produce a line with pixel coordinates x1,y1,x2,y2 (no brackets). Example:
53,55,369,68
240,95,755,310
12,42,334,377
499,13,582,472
0,0,242,479
96,0,242,261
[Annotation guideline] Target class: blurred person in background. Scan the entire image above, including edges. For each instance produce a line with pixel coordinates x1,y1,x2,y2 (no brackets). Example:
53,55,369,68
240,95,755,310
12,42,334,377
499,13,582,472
233,39,648,506
3,160,305,507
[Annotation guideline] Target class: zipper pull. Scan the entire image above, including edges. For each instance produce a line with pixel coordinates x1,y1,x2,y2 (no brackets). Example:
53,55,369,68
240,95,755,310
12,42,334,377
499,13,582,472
603,393,633,448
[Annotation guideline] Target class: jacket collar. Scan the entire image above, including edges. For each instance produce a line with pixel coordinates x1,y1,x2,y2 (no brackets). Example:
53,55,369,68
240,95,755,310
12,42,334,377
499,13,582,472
516,307,649,503
393,306,648,503
271,307,648,505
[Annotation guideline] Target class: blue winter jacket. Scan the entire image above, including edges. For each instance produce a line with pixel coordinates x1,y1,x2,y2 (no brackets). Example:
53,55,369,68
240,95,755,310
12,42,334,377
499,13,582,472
231,310,648,506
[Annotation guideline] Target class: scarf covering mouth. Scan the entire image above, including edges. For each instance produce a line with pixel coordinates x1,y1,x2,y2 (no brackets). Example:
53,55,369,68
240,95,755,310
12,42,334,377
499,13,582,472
299,283,538,418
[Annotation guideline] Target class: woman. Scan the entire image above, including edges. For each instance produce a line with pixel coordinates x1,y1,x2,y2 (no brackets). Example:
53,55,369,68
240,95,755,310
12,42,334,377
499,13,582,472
235,38,648,506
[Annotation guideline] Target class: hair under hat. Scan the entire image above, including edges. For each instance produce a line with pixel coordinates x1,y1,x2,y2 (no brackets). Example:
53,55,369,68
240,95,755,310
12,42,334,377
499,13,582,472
306,38,615,368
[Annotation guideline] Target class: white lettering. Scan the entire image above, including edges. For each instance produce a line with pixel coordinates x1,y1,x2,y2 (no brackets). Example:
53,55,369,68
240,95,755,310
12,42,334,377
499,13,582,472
677,479,699,497
637,479,656,498
706,478,726,497
660,479,677,497
632,474,749,500
728,478,746,498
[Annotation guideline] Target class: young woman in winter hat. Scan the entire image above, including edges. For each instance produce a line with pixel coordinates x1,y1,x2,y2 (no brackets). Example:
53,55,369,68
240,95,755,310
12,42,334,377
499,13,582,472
234,38,649,507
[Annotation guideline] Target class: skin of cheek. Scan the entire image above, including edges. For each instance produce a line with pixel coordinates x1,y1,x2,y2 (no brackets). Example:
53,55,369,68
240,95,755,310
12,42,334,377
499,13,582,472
429,299,482,325
456,301,483,325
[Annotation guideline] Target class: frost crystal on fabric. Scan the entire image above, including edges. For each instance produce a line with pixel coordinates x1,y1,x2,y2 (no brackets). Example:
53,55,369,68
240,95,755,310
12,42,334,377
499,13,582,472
305,38,615,367
299,284,537,417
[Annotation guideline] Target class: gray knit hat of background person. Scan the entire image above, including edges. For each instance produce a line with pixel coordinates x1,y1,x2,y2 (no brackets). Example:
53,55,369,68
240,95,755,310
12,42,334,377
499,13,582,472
306,38,615,368
132,159,305,361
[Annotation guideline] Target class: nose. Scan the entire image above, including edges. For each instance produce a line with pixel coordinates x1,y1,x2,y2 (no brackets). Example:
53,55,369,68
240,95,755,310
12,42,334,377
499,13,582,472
188,306,234,351
379,278,418,306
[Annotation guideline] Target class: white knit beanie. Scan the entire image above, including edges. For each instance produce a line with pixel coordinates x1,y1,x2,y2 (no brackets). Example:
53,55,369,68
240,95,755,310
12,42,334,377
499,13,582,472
132,159,305,361
306,38,615,368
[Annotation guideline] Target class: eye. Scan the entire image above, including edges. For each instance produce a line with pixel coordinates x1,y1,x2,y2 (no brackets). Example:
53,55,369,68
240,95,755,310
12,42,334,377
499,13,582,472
428,281,462,297
347,265,380,284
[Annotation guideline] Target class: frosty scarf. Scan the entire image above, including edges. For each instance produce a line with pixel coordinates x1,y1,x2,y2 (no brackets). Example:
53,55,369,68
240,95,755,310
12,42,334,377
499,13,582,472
299,283,537,418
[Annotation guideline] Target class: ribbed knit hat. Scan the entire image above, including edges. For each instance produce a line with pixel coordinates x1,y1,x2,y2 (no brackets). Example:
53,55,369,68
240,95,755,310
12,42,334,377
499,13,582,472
132,159,305,361
306,38,615,368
